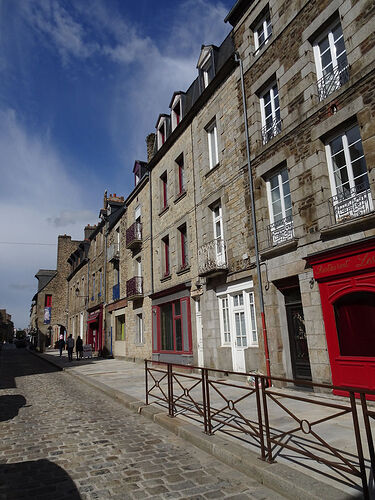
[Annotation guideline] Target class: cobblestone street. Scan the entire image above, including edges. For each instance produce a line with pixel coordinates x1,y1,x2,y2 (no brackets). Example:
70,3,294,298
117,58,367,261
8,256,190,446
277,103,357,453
0,349,284,500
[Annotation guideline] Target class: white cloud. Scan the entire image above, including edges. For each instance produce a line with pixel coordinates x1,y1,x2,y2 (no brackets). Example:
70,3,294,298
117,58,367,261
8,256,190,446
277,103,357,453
47,209,97,228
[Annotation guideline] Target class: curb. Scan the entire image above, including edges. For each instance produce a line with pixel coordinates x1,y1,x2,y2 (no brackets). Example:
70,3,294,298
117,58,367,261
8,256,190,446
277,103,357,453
30,351,352,500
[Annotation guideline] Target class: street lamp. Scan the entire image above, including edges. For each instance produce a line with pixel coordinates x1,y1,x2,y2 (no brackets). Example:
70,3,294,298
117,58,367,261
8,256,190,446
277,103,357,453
75,287,88,299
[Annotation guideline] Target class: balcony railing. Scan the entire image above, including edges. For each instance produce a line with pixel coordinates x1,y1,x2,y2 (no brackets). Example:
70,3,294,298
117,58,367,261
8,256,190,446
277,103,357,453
267,215,294,247
317,63,349,101
198,238,228,276
329,184,373,224
112,283,120,301
126,276,143,300
126,222,142,249
261,117,281,145
107,243,119,262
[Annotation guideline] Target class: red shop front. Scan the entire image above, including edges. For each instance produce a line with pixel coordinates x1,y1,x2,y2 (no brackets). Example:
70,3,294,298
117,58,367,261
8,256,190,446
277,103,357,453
87,305,103,353
307,237,375,397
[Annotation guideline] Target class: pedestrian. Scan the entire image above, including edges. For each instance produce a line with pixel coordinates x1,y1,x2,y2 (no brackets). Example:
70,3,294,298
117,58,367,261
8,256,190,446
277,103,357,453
76,336,83,360
58,334,65,357
67,334,74,362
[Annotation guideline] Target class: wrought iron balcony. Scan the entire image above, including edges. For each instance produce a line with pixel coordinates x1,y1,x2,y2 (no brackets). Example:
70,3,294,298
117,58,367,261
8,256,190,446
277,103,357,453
126,222,142,249
267,215,294,247
198,238,228,277
328,185,373,224
317,63,349,101
261,117,281,145
112,283,120,301
107,243,119,262
126,276,143,300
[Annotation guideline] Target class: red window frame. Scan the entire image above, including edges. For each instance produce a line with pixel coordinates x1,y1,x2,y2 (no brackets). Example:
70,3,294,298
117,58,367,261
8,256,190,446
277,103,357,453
179,225,188,269
176,155,184,195
153,297,192,354
45,295,52,307
163,236,170,276
161,172,168,209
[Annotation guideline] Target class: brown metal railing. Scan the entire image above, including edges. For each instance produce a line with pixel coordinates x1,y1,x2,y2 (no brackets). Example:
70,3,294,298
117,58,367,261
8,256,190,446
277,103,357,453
145,360,375,498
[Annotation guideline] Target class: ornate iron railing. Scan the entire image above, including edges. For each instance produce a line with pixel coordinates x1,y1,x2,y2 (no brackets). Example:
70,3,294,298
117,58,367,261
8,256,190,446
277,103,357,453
328,185,373,224
317,63,349,101
261,117,281,144
145,360,375,498
107,243,119,262
126,276,143,299
126,222,142,249
112,283,120,301
198,238,227,276
267,215,294,246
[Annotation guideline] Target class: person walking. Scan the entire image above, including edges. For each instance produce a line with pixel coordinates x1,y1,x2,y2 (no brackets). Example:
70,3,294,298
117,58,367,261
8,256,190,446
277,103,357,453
67,334,74,362
76,336,83,360
58,334,65,357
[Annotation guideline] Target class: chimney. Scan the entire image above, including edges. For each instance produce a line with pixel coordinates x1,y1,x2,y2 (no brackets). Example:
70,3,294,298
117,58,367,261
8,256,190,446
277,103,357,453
103,189,108,209
146,133,156,162
84,224,96,240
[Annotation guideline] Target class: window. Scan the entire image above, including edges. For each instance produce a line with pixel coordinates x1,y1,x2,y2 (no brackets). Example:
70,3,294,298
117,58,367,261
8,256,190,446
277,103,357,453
212,202,225,265
45,295,52,308
176,154,185,195
157,118,169,150
134,163,141,185
313,19,348,101
178,224,188,270
92,273,95,300
160,172,168,210
162,235,170,277
171,96,183,130
155,298,191,353
260,82,281,144
254,11,272,54
218,289,258,347
266,167,294,245
135,205,141,224
98,269,102,298
136,314,144,344
201,55,214,89
207,120,219,169
115,314,125,341
136,256,142,277
325,124,372,221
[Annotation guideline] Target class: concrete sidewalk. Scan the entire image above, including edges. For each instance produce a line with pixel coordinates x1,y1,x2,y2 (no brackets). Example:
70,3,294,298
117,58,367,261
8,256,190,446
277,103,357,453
30,348,373,499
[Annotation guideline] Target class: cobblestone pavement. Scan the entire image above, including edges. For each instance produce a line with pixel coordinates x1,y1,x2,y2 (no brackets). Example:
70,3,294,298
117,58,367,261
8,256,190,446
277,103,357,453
0,349,285,500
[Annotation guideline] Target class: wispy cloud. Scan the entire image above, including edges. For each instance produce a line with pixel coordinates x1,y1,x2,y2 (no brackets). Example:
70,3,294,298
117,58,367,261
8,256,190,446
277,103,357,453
47,209,97,228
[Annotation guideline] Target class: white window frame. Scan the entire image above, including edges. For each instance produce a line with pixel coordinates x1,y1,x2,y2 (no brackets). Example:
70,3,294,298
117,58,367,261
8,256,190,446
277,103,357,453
313,19,347,82
207,120,219,169
200,53,212,89
157,118,167,150
260,82,280,144
136,256,142,277
254,12,272,53
266,168,292,224
135,205,141,223
217,285,258,348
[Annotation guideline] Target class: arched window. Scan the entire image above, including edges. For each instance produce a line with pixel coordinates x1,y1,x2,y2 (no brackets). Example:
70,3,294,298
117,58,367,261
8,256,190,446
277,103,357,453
334,292,375,357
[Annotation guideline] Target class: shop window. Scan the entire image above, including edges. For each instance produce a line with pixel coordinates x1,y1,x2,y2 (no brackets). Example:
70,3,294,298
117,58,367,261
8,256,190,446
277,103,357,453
334,292,375,357
260,81,281,144
313,18,349,101
325,124,372,222
156,297,191,353
115,314,125,341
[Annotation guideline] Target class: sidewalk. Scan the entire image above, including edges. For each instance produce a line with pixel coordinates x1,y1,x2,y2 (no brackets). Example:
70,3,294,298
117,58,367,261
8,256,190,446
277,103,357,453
31,348,373,499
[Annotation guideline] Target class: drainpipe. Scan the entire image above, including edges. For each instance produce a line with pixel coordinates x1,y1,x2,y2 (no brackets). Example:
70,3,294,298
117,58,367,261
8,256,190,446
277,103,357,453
235,52,271,380
149,171,154,295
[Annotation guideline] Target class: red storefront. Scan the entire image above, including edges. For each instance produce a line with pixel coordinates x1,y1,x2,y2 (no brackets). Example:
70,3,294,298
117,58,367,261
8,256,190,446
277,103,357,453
87,305,103,353
307,237,375,396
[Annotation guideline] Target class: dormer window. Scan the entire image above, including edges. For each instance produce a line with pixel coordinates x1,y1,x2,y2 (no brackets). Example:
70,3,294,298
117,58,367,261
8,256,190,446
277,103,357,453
171,95,183,131
134,163,140,185
133,160,148,187
197,46,216,91
156,115,170,150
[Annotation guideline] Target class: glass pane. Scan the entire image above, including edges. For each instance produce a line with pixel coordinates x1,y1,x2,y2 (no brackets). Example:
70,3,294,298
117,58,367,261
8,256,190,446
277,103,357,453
349,142,364,162
271,186,281,203
161,303,174,350
175,318,182,351
352,158,367,180
335,292,375,357
269,174,278,189
272,199,282,217
332,151,346,170
330,136,343,155
332,22,343,42
284,194,292,211
319,36,329,55
233,295,239,307
174,300,181,316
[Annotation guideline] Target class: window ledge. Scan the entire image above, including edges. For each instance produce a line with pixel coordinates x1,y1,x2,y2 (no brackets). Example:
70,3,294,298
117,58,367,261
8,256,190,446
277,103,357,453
260,238,298,260
174,190,187,204
204,162,220,179
160,274,172,283
176,265,190,276
134,342,145,347
159,205,169,217
320,211,375,241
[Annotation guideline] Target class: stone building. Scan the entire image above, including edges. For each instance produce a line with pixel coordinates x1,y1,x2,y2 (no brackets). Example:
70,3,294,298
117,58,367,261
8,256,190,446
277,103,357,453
227,0,375,389
33,235,79,351
0,309,14,343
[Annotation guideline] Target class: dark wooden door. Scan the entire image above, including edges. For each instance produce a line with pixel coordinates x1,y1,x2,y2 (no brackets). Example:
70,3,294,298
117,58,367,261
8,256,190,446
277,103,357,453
286,303,312,381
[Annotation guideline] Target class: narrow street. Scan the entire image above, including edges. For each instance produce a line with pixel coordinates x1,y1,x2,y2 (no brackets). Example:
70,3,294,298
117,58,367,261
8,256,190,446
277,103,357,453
0,349,284,500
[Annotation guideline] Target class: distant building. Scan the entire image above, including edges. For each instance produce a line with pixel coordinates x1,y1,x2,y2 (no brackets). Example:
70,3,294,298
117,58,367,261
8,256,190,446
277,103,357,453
0,309,14,343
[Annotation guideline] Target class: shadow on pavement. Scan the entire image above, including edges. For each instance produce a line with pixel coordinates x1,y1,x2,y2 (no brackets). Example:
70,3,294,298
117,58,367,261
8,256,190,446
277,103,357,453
0,349,60,389
0,395,27,422
0,459,81,499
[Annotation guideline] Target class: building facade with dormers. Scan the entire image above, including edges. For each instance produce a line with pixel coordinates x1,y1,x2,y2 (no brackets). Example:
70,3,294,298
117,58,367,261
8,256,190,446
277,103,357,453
227,0,375,390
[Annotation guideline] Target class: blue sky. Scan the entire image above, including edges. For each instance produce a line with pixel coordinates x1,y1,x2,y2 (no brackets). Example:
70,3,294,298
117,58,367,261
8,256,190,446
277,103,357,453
0,0,233,327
